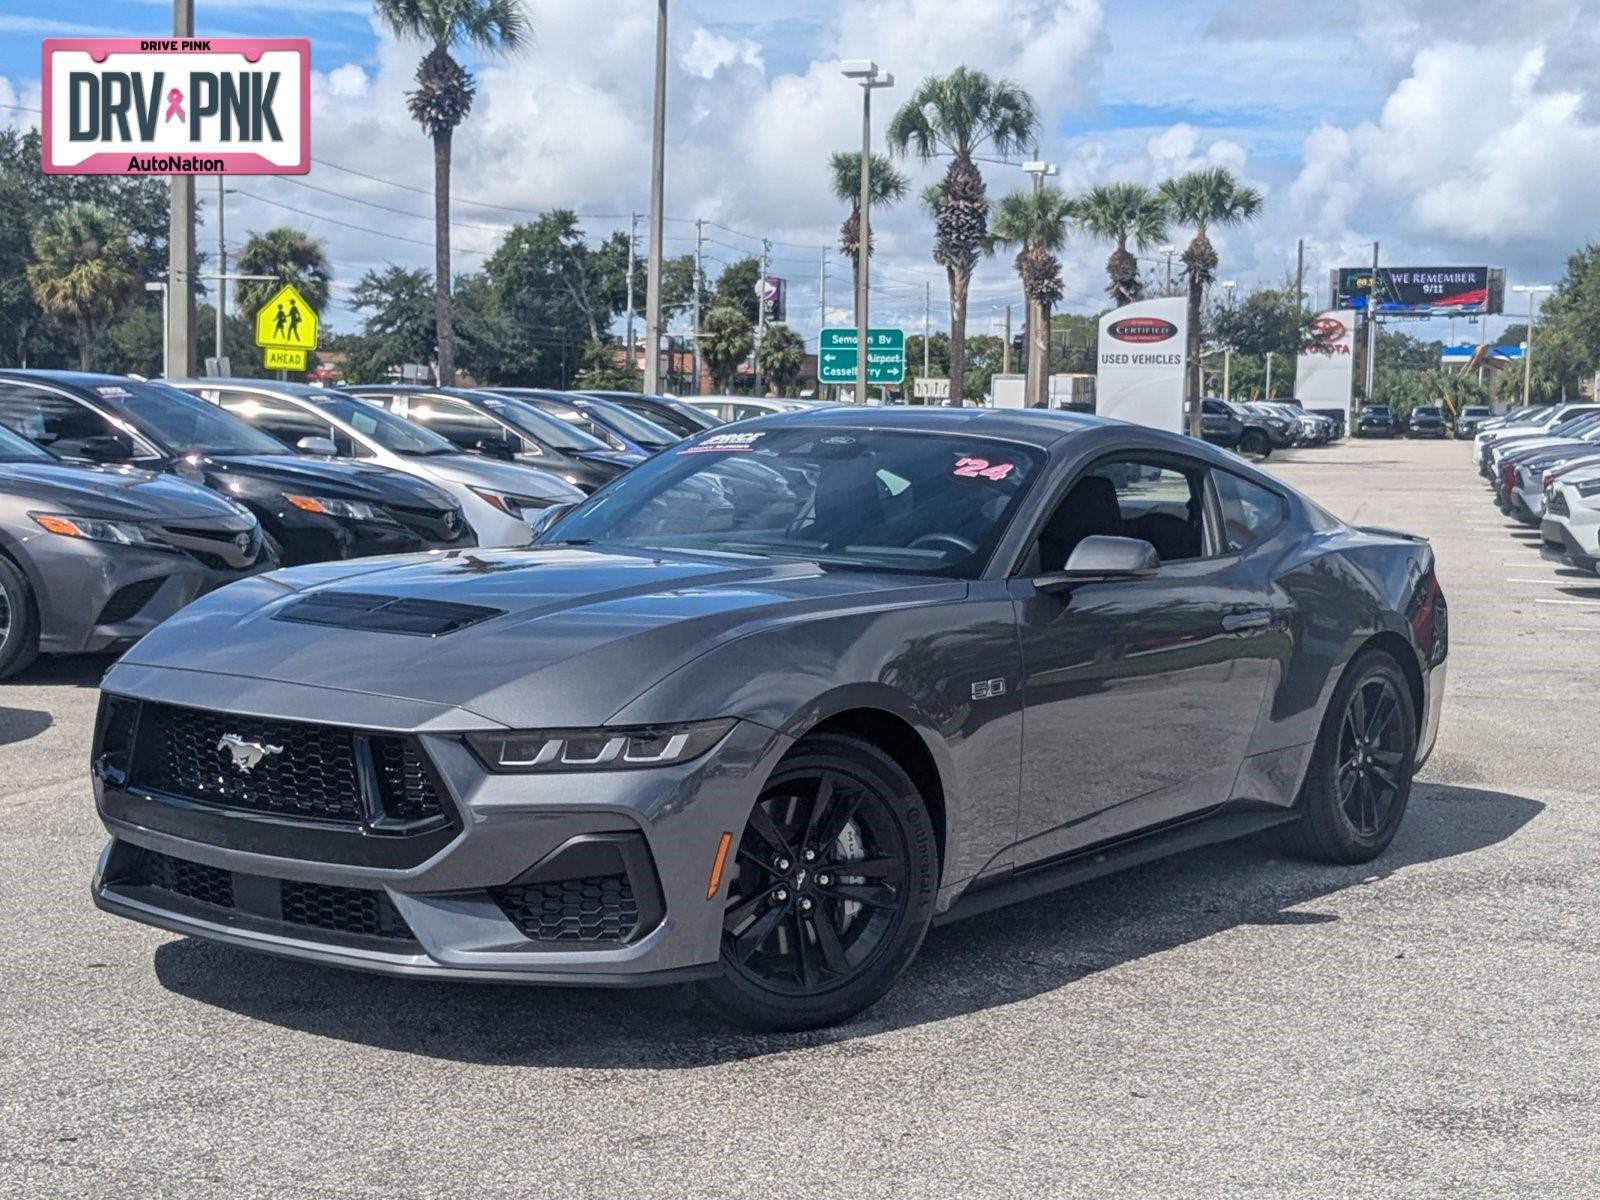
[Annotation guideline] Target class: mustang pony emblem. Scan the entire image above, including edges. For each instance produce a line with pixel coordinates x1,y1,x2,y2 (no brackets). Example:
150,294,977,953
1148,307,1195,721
217,733,283,773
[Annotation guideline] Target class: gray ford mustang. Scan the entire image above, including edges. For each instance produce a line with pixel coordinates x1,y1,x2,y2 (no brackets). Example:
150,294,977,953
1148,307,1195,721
90,407,1448,1030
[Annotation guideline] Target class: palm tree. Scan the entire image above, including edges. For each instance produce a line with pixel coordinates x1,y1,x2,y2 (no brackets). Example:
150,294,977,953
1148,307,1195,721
235,227,332,317
701,305,754,393
373,0,530,385
755,322,806,396
828,151,908,289
1074,181,1169,307
888,67,1037,406
26,203,137,371
988,186,1073,406
1159,166,1263,435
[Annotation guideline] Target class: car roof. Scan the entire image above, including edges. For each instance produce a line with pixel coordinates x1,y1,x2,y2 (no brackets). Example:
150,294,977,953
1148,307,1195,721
729,404,1121,451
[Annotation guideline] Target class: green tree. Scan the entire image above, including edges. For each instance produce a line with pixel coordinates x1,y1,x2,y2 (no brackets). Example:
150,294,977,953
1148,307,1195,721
889,66,1038,406
1073,182,1169,307
961,332,1008,403
1159,166,1263,434
346,265,436,381
756,323,805,396
235,227,332,318
26,203,139,370
829,150,908,289
661,253,704,324
700,305,754,393
575,339,641,391
907,330,952,394
712,257,763,325
373,0,530,385
988,185,1074,406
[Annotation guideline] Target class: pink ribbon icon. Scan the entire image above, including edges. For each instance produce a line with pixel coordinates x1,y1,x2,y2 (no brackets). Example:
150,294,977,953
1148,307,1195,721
164,88,185,123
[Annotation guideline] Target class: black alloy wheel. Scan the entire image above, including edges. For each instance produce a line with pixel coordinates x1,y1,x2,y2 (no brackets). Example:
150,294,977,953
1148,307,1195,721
1285,649,1417,864
704,732,937,1031
1239,429,1273,458
0,556,40,680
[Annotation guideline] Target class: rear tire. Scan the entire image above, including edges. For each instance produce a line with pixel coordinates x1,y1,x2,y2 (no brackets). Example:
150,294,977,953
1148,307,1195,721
0,555,40,680
1285,649,1417,864
1239,429,1272,458
702,732,938,1031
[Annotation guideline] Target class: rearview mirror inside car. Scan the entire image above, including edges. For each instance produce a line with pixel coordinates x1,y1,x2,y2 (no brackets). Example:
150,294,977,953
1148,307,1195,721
1034,535,1161,592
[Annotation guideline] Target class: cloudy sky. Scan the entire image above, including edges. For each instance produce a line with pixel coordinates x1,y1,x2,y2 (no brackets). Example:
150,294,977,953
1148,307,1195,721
5,0,1599,342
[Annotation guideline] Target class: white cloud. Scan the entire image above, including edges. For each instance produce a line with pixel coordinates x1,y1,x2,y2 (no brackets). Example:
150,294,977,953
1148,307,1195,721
681,29,764,79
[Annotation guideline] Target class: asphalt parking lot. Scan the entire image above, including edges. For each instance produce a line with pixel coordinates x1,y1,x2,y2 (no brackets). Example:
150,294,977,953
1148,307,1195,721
1,436,1595,1198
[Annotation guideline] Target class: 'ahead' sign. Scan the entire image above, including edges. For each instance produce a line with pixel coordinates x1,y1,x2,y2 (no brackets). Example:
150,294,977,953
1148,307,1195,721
42,38,310,175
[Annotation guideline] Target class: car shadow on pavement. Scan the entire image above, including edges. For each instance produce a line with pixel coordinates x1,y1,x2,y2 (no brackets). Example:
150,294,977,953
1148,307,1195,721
0,705,51,747
152,782,1541,1066
3,654,114,689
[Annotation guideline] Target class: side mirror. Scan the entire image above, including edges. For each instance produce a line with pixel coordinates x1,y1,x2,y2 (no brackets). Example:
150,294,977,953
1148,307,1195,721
474,436,516,460
297,436,338,456
1034,535,1161,592
528,501,577,540
76,433,133,462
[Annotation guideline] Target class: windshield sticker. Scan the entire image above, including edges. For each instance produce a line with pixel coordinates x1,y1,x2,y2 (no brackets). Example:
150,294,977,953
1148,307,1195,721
94,385,132,398
953,456,1015,481
681,431,765,454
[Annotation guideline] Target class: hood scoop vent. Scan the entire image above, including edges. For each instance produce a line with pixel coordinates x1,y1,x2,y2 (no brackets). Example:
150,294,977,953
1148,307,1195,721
274,592,504,637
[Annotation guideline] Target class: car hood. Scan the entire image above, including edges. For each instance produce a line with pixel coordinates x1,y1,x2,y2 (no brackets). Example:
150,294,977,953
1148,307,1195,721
203,454,456,507
117,546,963,727
0,460,248,521
417,454,586,503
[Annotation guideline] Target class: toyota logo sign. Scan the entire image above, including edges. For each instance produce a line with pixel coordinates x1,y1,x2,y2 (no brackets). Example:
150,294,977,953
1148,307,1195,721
1310,316,1346,342
1107,317,1178,344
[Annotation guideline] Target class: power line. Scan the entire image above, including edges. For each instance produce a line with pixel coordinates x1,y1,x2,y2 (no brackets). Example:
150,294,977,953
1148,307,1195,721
231,189,497,257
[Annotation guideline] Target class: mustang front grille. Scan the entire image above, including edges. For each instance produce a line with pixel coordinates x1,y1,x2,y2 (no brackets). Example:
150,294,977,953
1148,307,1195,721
127,701,448,828
491,875,642,944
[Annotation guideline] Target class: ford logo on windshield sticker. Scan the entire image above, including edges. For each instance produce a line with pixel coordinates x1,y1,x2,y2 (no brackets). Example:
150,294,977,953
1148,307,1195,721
1108,317,1178,344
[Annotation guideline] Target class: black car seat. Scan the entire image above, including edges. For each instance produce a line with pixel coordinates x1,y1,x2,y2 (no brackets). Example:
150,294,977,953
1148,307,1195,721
1038,475,1123,570
812,453,884,547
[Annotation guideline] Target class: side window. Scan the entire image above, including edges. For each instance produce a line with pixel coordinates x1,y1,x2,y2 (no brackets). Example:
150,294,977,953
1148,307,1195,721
1035,459,1205,568
0,386,138,458
1212,470,1287,553
1202,399,1228,417
216,393,326,450
402,396,505,450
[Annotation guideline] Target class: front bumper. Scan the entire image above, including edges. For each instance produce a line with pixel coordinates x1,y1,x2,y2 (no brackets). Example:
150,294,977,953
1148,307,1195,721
90,666,789,985
1540,515,1600,574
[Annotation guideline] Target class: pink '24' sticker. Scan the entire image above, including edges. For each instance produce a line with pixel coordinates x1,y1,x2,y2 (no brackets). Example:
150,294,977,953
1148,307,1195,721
952,456,1015,481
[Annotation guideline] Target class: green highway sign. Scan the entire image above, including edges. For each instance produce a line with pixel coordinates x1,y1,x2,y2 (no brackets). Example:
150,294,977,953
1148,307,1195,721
819,327,906,386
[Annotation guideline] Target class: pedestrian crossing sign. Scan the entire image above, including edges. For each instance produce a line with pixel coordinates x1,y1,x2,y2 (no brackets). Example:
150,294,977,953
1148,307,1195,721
254,283,319,353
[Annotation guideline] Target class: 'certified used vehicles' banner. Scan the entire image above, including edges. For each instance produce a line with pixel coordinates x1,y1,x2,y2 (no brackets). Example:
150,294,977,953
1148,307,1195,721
1095,296,1187,433
42,38,309,175
1295,310,1357,422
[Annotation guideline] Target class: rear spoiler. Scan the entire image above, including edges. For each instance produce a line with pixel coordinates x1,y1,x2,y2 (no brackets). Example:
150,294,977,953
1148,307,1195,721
1354,524,1430,545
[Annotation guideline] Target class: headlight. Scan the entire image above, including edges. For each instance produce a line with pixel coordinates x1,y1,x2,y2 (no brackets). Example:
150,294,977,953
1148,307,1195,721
283,493,382,521
469,487,553,521
29,512,170,549
1576,479,1600,498
467,719,736,772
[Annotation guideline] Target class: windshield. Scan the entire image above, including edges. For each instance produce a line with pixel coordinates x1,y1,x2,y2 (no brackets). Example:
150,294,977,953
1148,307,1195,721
1365,406,1391,416
299,390,459,456
1463,407,1490,416
117,382,293,456
1414,407,1441,417
0,421,51,462
546,426,1044,579
580,399,680,449
479,394,612,452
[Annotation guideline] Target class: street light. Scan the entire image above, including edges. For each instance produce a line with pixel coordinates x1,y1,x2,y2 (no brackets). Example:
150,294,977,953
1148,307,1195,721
1511,284,1552,409
842,59,894,405
1160,244,1177,291
1021,159,1058,408
1218,281,1237,400
145,281,169,378
643,0,669,395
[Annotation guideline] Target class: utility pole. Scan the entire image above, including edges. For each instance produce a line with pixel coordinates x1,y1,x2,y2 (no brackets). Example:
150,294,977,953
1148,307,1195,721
1363,241,1379,406
1513,284,1552,408
923,281,931,379
1265,351,1274,400
692,218,704,397
214,176,226,365
755,238,771,396
643,0,668,395
842,61,893,405
166,0,197,380
1002,305,1012,374
1295,238,1305,312
625,211,638,374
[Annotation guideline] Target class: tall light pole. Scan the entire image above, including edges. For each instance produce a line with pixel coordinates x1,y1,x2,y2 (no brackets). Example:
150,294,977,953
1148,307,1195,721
1021,159,1057,408
167,0,197,380
1512,284,1552,409
842,60,893,405
145,281,170,379
1160,244,1176,292
642,0,668,395
1219,280,1237,401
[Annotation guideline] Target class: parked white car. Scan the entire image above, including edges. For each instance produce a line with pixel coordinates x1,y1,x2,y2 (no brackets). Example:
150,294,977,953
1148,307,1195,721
690,397,814,424
178,381,586,546
1541,463,1600,575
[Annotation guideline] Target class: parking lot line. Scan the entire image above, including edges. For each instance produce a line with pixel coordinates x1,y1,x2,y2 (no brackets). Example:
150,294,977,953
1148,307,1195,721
1533,597,1600,607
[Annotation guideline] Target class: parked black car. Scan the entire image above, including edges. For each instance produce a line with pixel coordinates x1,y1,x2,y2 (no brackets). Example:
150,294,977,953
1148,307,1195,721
491,389,679,457
1356,405,1396,438
1408,405,1448,438
574,391,719,439
346,386,642,494
1194,398,1276,457
0,372,474,566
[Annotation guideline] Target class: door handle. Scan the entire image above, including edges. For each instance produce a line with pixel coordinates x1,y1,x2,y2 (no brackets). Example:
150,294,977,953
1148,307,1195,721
1221,608,1273,633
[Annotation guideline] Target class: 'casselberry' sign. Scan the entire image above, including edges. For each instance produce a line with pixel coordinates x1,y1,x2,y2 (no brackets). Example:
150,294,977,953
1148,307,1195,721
41,38,309,175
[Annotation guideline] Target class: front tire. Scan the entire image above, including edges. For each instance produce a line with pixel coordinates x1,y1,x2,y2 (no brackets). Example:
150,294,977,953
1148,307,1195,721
703,732,938,1031
1239,429,1272,458
0,555,40,680
1285,649,1418,864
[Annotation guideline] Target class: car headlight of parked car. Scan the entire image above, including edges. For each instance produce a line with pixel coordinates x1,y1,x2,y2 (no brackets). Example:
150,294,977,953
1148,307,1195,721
468,487,555,520
466,719,736,772
283,494,384,521
29,512,172,550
